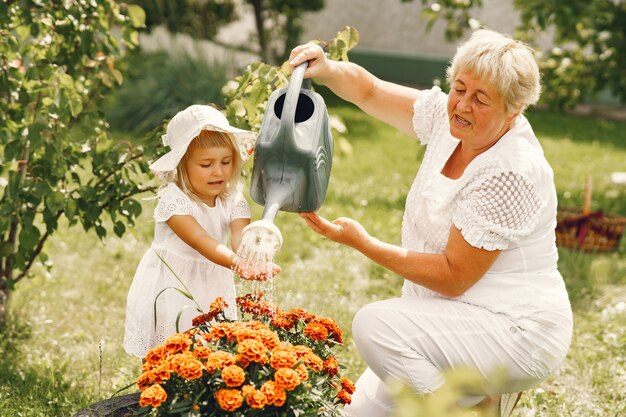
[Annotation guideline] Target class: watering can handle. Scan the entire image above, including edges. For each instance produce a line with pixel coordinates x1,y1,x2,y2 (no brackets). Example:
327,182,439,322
280,61,309,134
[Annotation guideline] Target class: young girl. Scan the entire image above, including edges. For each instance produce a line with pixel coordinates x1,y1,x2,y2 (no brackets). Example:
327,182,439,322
124,104,259,358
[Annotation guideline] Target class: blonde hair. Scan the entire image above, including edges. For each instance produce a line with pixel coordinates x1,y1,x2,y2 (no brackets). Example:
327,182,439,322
176,129,243,202
446,29,541,114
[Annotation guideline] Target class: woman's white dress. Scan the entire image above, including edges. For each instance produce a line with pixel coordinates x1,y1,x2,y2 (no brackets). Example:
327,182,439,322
123,183,250,358
403,87,572,319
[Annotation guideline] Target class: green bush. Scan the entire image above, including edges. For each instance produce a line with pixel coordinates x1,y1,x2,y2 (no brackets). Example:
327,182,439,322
105,50,233,135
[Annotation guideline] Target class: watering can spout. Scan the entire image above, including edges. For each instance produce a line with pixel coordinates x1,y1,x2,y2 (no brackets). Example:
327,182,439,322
260,179,296,223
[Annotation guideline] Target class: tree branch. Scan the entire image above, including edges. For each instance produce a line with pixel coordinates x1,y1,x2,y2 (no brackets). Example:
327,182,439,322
13,211,63,283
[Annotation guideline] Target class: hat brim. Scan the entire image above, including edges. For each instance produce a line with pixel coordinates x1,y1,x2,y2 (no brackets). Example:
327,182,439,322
150,123,257,177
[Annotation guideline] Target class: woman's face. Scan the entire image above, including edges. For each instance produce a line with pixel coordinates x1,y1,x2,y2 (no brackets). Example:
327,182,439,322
447,71,518,151
185,145,234,206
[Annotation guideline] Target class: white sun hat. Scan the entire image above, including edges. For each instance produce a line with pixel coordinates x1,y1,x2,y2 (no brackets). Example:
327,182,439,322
150,105,257,180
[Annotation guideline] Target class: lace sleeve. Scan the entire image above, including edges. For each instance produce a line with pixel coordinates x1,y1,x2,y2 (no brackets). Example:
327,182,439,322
230,195,251,222
453,170,543,251
153,183,194,223
412,86,448,145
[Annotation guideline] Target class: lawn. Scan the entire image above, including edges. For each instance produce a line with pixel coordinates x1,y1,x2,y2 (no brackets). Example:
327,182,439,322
1,101,625,417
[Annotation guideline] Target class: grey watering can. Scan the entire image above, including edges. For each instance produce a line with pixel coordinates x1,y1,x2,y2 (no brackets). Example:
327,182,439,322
250,61,334,222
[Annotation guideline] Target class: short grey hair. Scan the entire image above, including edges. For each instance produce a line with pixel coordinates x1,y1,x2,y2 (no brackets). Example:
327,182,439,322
446,29,541,114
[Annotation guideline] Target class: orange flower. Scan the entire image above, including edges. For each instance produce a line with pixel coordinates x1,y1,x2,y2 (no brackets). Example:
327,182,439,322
303,352,324,372
236,293,278,317
137,371,154,391
323,355,339,377
288,308,314,322
193,345,211,360
260,381,287,407
271,312,296,331
205,351,235,373
215,388,243,412
238,338,268,363
245,388,267,409
170,353,204,380
292,345,313,358
234,353,251,369
234,327,262,344
304,321,329,341
241,384,255,397
316,317,344,344
221,364,246,387
295,364,308,382
139,384,168,408
150,361,171,384
191,313,212,327
337,389,352,404
144,345,167,368
258,329,281,349
193,298,228,325
340,377,356,394
274,367,301,391
207,322,236,342
209,297,228,313
270,345,298,370
164,333,192,354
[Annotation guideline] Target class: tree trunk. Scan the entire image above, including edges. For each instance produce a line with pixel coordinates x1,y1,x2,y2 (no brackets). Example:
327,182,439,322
248,0,270,63
0,286,9,328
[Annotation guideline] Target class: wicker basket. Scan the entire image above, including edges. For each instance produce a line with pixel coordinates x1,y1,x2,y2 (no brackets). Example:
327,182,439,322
555,176,626,252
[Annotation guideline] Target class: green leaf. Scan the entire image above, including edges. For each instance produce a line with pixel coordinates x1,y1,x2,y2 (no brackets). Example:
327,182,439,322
68,92,83,117
45,191,65,212
113,221,125,237
0,242,13,256
19,223,41,250
122,198,142,218
126,4,146,29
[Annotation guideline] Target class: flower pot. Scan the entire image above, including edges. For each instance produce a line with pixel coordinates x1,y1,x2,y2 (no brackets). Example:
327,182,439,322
72,393,140,417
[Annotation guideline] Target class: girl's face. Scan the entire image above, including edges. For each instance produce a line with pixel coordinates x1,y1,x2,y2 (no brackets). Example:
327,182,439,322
185,145,234,206
447,70,518,151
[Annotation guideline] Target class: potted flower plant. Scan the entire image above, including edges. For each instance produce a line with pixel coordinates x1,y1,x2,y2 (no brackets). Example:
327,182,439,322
134,294,355,417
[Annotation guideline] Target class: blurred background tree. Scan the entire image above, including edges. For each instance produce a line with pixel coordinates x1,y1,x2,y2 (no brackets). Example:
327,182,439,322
129,0,324,64
404,0,626,109
0,0,151,326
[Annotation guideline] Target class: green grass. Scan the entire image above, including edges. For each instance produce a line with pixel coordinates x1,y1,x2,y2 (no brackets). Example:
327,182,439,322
1,104,626,416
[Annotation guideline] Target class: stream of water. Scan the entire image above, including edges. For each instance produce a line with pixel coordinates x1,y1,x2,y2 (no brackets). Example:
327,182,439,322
234,221,283,303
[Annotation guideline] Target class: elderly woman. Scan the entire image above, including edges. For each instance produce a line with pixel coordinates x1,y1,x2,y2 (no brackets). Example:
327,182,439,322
289,29,572,417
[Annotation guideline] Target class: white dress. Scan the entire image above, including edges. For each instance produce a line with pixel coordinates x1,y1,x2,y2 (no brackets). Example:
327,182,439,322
402,86,572,319
123,183,251,357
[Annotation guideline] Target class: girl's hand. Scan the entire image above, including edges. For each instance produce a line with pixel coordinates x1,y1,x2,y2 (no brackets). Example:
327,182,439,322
299,212,370,250
234,261,281,282
288,43,330,81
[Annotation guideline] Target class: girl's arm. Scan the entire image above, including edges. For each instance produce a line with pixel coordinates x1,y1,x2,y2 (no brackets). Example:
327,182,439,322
167,215,236,269
300,213,500,298
230,217,250,253
289,43,421,136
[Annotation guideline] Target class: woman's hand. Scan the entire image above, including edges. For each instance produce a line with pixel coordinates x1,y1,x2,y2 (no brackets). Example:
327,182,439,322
289,43,332,82
299,212,371,250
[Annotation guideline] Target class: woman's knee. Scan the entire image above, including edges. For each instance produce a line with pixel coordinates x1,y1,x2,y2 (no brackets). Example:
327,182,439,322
352,303,385,348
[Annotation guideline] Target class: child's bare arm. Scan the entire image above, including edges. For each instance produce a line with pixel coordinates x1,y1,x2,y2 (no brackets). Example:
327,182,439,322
167,215,236,269
230,218,250,253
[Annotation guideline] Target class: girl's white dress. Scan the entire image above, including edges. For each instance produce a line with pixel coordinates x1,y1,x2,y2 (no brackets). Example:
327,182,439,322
123,182,250,358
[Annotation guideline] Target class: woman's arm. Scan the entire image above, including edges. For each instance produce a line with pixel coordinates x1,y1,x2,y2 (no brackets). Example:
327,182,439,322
289,44,421,136
300,213,500,298
167,215,236,269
